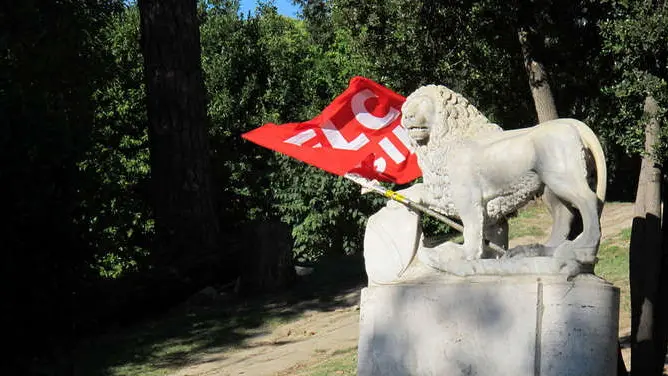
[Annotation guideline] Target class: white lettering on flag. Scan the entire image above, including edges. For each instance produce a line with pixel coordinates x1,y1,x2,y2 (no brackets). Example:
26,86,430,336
352,89,400,130
322,120,370,150
374,157,387,172
379,137,406,164
392,125,415,152
284,129,317,146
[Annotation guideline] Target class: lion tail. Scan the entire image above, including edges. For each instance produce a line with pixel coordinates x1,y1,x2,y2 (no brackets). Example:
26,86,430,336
572,120,607,205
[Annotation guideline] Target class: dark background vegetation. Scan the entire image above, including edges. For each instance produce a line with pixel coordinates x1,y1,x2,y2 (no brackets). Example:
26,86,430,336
1,0,666,374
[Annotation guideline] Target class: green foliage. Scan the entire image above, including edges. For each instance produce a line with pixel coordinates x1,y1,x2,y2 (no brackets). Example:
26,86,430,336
272,160,385,261
1,0,124,367
83,5,153,278
599,0,668,158
329,0,535,127
201,3,383,261
81,0,667,278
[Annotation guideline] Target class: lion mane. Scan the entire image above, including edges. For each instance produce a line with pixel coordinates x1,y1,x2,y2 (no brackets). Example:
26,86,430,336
403,85,502,144
402,85,542,220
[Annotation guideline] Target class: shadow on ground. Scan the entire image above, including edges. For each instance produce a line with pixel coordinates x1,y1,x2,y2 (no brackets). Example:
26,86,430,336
71,254,367,376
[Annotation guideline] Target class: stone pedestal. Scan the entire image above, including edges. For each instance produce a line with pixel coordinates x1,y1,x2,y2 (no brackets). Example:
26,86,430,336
357,274,619,376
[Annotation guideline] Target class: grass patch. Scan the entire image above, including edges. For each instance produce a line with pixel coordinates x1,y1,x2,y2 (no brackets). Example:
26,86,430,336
508,223,545,239
508,202,549,240
299,347,357,376
619,227,632,241
595,228,631,329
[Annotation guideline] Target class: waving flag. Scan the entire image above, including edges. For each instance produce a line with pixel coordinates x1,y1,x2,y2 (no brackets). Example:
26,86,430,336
241,76,421,184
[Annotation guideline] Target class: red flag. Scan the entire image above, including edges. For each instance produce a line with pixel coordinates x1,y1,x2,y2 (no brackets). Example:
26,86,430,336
241,76,421,184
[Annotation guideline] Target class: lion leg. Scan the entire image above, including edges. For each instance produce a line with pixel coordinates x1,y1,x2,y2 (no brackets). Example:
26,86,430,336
418,206,484,265
543,177,600,263
455,193,485,261
543,187,575,249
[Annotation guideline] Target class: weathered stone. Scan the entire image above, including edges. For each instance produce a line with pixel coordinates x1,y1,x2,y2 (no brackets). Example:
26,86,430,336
363,205,420,285
357,274,619,376
394,84,607,273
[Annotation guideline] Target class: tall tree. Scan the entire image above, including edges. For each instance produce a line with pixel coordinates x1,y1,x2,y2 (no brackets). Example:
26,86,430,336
513,0,560,123
517,27,558,123
138,0,220,281
630,95,663,376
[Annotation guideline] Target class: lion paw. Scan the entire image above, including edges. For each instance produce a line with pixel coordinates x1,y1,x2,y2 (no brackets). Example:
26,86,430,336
553,241,597,264
504,243,551,259
417,241,467,269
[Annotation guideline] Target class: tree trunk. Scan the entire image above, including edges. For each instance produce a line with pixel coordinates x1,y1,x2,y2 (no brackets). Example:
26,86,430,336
629,95,665,375
517,28,588,243
138,0,220,280
658,175,668,375
517,28,559,124
236,221,296,295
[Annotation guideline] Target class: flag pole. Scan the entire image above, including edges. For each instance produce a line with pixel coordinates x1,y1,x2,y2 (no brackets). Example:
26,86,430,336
344,173,506,256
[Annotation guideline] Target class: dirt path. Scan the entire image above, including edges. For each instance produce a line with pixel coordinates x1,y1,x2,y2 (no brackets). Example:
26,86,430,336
172,292,362,376
600,202,635,240
173,202,635,376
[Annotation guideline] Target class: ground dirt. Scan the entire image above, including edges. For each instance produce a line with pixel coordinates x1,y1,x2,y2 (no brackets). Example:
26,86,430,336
172,290,362,376
173,202,638,376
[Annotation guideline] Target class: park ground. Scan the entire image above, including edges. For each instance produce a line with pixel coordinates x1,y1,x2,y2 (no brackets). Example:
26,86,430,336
75,201,662,375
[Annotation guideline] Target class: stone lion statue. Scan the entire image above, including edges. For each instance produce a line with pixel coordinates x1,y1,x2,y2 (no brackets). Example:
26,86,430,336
398,85,607,268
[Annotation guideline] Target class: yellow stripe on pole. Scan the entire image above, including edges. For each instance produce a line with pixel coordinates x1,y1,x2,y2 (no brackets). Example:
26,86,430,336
384,190,406,203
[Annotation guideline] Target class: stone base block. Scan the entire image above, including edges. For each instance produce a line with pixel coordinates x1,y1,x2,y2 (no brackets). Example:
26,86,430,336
357,274,619,376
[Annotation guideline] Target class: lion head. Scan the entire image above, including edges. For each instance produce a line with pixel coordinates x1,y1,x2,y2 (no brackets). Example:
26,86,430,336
401,85,502,146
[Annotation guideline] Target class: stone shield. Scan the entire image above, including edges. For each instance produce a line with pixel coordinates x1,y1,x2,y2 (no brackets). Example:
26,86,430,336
363,205,421,284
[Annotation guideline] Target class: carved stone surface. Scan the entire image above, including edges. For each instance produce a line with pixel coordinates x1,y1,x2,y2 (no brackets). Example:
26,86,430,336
358,85,615,376
363,205,420,285
357,275,619,376
362,84,609,281
400,85,607,268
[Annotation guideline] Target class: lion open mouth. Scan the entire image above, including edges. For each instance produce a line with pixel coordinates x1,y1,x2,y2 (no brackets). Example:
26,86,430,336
407,126,429,141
